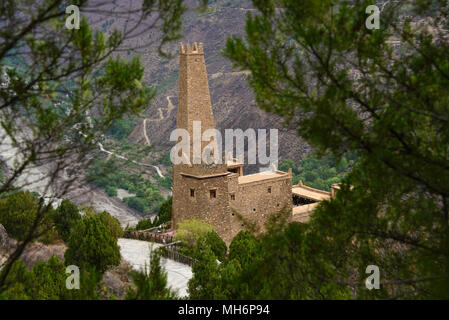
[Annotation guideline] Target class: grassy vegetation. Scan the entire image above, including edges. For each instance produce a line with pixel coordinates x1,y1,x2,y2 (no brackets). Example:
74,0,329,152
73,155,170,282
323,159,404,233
133,197,172,231
279,152,358,191
106,117,138,140
87,157,165,215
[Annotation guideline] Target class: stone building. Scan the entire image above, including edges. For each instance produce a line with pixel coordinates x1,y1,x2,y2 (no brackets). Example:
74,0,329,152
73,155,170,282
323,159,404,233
172,42,332,244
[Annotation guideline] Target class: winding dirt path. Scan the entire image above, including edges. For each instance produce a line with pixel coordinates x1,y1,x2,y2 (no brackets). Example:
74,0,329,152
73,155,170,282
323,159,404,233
142,95,175,147
143,118,151,146
97,142,164,178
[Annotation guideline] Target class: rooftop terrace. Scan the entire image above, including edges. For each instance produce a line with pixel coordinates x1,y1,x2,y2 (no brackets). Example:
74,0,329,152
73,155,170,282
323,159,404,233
292,185,331,202
238,170,287,184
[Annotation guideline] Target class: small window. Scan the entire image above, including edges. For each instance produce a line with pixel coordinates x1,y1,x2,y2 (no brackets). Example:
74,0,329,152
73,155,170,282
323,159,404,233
230,194,235,200
190,189,195,197
268,186,272,193
210,189,216,199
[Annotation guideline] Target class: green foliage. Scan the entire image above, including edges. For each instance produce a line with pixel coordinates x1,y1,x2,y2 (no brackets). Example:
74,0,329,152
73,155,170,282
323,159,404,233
202,230,227,262
0,191,54,242
160,153,172,166
188,238,223,299
228,231,259,269
174,219,214,255
0,256,102,300
188,220,352,300
1,256,66,300
105,185,117,197
95,210,123,239
223,0,449,298
126,248,177,300
0,191,39,241
135,217,153,230
279,152,357,190
123,196,147,213
134,196,172,230
152,196,172,227
156,175,173,189
87,157,165,215
106,117,138,140
52,199,82,243
64,215,121,274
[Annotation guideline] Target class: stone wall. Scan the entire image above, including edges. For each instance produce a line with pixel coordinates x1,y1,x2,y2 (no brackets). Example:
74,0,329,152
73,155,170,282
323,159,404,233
229,173,292,238
172,171,234,244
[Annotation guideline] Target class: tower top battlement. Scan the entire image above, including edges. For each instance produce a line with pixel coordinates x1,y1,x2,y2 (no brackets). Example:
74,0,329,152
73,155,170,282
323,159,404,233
180,42,204,55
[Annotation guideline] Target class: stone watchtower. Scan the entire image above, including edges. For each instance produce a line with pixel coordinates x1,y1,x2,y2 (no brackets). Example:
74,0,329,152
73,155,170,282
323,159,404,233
172,42,233,243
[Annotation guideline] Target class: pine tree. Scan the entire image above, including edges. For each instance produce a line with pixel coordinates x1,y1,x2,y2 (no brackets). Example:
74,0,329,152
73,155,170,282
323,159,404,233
126,248,177,300
64,215,120,274
188,238,223,299
224,0,449,298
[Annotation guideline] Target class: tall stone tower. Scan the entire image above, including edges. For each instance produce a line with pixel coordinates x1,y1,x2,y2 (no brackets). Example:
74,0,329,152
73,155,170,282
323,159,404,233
172,42,232,243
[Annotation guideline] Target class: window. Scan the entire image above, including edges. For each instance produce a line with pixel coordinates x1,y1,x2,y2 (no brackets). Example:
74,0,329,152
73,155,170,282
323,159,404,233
268,186,272,193
190,189,195,197
210,189,216,199
230,194,235,200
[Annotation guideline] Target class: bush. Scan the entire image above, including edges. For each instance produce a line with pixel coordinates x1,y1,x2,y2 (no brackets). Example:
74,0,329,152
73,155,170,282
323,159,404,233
106,117,137,140
279,152,358,191
52,199,82,243
202,230,227,262
175,219,214,255
96,210,123,239
87,158,166,215
1,256,102,300
0,191,54,242
64,215,121,273
124,196,146,213
105,186,117,197
228,231,260,268
126,248,177,300
152,197,172,227
134,197,172,230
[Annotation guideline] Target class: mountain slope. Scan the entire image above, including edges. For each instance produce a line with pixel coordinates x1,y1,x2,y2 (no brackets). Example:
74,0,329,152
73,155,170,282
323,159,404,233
126,0,311,173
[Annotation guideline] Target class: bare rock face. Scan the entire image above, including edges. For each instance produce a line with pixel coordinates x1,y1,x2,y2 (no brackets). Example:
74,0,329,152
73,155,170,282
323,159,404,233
19,242,67,270
0,225,66,270
102,260,134,299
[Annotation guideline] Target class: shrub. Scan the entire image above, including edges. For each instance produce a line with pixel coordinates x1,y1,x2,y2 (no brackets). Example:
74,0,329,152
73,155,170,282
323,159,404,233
64,215,121,273
123,196,146,213
52,199,82,242
126,248,177,300
96,211,123,239
0,191,54,242
202,230,227,262
175,219,214,255
105,186,117,197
